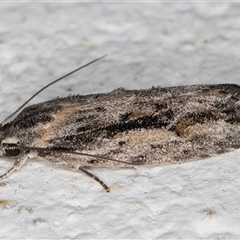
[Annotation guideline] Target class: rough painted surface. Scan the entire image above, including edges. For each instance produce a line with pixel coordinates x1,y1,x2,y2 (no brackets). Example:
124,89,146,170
0,3,240,239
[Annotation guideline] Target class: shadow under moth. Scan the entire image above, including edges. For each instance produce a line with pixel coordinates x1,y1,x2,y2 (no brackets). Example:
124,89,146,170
0,55,240,192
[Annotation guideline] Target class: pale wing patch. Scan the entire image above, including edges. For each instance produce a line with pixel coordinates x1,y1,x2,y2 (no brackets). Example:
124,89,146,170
115,129,176,145
184,121,240,139
33,105,78,148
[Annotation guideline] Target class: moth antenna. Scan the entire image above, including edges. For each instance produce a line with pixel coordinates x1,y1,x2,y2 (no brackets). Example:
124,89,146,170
1,54,107,127
29,147,138,165
66,151,136,165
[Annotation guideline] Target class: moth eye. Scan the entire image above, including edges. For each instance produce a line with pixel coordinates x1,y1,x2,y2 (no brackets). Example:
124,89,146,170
2,143,21,157
5,148,21,157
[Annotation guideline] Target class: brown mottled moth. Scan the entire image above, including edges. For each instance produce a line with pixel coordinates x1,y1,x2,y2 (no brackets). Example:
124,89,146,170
1,55,240,192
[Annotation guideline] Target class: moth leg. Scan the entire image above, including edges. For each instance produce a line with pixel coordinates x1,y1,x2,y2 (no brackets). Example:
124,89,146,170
0,155,28,180
79,167,110,192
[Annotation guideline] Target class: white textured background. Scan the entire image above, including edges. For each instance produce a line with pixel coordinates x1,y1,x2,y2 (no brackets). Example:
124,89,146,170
0,3,240,239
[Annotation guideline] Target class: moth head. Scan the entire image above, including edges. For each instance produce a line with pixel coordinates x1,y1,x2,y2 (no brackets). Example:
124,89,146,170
0,137,21,157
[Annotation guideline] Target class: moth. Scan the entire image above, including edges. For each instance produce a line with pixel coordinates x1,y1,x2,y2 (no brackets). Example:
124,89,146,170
1,56,240,192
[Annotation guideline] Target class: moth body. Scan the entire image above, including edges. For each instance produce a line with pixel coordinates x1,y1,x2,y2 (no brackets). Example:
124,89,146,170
1,56,240,191
1,84,240,171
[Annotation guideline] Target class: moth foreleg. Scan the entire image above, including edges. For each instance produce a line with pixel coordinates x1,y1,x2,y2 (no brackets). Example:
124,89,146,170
0,155,28,180
79,167,110,192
